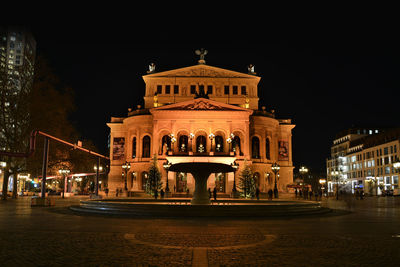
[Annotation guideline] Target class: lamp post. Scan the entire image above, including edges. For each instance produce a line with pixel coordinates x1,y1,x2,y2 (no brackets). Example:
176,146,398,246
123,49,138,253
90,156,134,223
58,169,70,198
331,170,339,200
122,161,131,191
231,161,239,196
209,133,215,153
271,162,280,198
94,163,103,196
319,178,326,198
163,161,171,194
299,166,308,199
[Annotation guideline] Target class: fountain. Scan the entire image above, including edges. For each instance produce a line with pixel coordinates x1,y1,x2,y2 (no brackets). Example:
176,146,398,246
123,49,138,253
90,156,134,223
168,162,235,205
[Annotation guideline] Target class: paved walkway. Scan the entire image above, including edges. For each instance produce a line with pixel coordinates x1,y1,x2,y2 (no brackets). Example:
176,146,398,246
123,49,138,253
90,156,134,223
0,196,399,266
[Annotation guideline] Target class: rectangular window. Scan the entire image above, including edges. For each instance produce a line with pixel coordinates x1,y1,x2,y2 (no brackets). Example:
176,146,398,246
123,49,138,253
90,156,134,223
190,85,196,94
165,85,170,94
232,86,238,95
384,147,388,155
207,85,213,95
174,85,179,94
156,85,162,94
241,86,247,95
224,85,229,95
199,85,204,94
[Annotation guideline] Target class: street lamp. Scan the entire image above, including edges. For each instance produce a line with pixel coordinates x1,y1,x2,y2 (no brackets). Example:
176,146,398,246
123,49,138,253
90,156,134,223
58,169,70,198
231,161,239,195
331,170,339,200
319,178,326,198
163,161,171,194
94,164,103,195
271,162,280,198
299,166,308,198
122,161,131,191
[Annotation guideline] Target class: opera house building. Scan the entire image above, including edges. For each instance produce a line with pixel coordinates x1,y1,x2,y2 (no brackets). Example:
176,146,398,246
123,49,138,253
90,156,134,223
107,55,295,197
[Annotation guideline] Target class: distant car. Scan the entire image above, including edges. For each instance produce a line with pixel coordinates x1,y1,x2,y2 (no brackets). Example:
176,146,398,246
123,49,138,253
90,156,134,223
382,190,393,196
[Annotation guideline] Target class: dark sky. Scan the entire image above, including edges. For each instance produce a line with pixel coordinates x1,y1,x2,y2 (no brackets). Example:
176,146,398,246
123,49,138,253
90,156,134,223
28,20,400,174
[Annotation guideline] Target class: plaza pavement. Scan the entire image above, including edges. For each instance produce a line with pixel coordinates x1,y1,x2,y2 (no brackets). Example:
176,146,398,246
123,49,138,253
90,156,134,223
0,195,399,266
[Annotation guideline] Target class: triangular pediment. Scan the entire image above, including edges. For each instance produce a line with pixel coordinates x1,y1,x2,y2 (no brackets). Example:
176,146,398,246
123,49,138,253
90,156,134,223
150,98,253,113
143,64,260,80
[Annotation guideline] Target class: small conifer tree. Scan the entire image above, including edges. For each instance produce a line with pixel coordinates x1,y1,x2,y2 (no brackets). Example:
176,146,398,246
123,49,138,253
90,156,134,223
238,159,256,198
146,154,163,198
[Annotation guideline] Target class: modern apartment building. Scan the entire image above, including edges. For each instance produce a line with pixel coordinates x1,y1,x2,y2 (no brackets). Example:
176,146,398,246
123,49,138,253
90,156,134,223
0,26,36,149
326,128,400,195
0,26,36,191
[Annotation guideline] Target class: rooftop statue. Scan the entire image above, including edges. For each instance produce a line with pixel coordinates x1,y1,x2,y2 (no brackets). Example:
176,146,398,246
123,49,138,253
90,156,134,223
195,48,208,64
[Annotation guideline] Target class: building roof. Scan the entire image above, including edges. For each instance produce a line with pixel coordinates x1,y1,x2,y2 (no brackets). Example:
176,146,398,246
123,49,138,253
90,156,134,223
349,127,400,150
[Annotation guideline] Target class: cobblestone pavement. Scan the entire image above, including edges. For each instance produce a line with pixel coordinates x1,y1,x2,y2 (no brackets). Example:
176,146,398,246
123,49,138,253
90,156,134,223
0,196,399,266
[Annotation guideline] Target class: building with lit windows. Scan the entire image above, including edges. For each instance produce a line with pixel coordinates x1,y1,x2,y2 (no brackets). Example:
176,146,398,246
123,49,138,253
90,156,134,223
0,26,36,192
107,54,295,196
326,128,400,195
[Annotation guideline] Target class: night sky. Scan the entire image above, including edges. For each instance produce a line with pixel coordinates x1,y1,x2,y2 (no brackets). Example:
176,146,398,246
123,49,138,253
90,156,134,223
28,21,399,174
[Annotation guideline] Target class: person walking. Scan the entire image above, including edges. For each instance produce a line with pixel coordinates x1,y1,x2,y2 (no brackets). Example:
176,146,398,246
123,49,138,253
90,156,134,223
105,188,109,197
213,187,217,201
160,189,164,199
256,187,260,200
268,189,273,200
295,188,298,199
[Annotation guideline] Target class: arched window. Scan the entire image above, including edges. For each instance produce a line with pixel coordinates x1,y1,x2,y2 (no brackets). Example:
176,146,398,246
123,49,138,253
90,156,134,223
215,135,224,152
161,135,171,154
252,136,260,159
196,135,207,153
265,138,270,160
179,135,188,152
142,136,151,158
233,136,241,154
141,171,148,190
132,137,137,159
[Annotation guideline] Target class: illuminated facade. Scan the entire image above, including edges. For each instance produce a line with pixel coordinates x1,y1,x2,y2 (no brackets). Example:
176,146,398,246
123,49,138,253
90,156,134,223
326,128,400,195
107,59,295,196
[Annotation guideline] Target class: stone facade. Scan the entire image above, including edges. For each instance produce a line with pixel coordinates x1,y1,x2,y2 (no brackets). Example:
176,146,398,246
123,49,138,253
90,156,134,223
107,64,295,195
